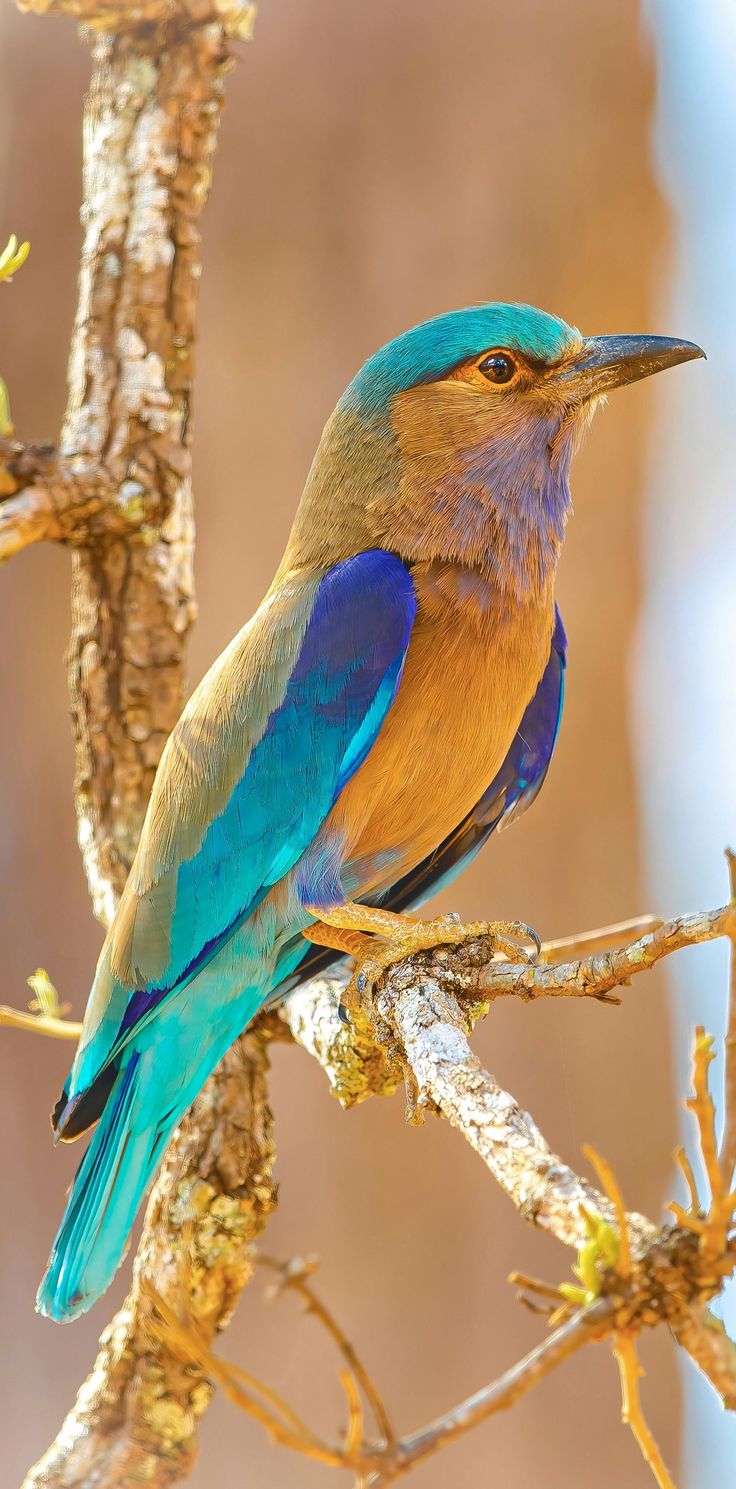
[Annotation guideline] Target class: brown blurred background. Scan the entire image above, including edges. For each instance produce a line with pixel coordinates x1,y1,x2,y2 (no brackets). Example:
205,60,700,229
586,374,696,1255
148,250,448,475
0,0,694,1483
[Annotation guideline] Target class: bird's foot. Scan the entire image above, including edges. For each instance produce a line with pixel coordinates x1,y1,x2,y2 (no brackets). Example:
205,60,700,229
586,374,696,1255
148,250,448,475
345,913,540,1015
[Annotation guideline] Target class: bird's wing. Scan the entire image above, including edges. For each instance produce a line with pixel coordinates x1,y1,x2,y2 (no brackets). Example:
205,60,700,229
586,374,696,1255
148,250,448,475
73,550,416,1085
286,607,566,989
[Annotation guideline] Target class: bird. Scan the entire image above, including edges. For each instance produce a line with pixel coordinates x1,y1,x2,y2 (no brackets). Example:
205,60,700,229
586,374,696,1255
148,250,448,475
38,302,704,1322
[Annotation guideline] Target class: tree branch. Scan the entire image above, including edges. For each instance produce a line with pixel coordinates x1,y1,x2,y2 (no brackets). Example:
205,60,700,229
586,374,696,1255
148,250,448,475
9,6,282,1486
0,436,158,562
278,903,736,1110
60,22,218,920
537,913,661,963
478,903,736,1004
280,903,736,1417
390,1301,612,1480
672,1301,736,1412
260,1255,398,1450
159,1009,734,1489
377,968,655,1250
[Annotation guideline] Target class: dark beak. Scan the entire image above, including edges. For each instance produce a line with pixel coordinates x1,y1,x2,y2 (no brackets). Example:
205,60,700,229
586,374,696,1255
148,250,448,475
559,333,705,400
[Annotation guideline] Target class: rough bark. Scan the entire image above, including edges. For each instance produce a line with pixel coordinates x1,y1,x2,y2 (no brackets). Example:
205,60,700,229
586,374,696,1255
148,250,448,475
59,14,224,920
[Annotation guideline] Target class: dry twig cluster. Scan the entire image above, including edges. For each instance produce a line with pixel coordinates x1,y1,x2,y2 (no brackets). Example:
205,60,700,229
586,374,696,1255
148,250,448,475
1,3,735,1487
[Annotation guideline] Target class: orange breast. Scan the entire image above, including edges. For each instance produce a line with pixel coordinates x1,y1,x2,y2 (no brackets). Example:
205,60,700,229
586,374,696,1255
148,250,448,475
324,561,554,898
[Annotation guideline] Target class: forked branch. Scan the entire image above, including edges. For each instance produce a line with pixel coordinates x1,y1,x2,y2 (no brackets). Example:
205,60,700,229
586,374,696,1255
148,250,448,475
140,1014,736,1489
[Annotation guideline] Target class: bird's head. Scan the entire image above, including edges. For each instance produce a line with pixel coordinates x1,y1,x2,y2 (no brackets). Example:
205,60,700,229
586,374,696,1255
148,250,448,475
291,303,704,594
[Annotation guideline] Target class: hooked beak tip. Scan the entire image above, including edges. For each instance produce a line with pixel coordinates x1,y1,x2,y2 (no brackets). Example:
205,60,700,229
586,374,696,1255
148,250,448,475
565,333,706,397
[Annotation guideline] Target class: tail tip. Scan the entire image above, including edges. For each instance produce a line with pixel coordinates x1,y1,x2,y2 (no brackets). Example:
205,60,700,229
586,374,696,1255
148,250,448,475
35,1268,88,1324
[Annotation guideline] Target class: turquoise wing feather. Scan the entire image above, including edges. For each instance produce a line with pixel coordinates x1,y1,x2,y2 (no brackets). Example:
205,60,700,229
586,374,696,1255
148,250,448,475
62,548,417,1118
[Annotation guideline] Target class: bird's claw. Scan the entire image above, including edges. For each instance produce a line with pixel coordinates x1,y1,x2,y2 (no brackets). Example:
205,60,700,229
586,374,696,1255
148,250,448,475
345,913,541,1014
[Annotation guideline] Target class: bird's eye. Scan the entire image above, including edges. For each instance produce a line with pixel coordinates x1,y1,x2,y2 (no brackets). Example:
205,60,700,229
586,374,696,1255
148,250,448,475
477,351,518,385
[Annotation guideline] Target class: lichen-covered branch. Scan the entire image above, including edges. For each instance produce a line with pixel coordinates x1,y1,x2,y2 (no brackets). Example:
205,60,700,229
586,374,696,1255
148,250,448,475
478,902,736,1005
60,21,224,922
280,969,404,1108
343,902,733,1017
279,905,736,1108
672,1301,736,1412
4,1,256,925
17,0,256,38
6,5,282,1487
378,968,656,1250
5,2,233,919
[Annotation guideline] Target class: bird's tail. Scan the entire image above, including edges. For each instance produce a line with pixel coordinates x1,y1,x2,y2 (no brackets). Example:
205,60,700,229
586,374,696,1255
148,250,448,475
36,1052,170,1322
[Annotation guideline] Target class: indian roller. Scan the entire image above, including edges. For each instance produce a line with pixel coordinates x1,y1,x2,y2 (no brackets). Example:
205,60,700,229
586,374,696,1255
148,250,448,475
38,302,703,1321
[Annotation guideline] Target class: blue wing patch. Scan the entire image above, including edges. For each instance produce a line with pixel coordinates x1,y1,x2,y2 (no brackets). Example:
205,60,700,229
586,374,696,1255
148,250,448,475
158,550,413,980
60,548,416,1139
126,549,416,1016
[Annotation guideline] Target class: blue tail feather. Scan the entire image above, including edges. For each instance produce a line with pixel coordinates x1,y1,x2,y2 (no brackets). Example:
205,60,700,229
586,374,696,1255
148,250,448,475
37,1054,163,1322
38,978,269,1323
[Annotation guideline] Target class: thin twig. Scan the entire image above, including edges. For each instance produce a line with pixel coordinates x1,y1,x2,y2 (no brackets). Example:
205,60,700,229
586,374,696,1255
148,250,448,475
391,1303,611,1477
149,1265,614,1482
508,1270,565,1303
260,1256,397,1448
143,1280,319,1447
0,1005,82,1039
613,1334,677,1489
341,1369,365,1461
539,915,662,964
669,1029,736,1262
145,1281,361,1470
477,904,736,1004
674,1145,701,1214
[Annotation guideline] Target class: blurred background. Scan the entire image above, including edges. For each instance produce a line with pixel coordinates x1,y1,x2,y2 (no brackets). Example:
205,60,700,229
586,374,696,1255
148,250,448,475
0,0,734,1484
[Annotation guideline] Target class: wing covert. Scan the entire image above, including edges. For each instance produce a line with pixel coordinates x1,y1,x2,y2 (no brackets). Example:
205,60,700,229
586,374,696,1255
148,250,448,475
57,546,417,1106
120,550,416,995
